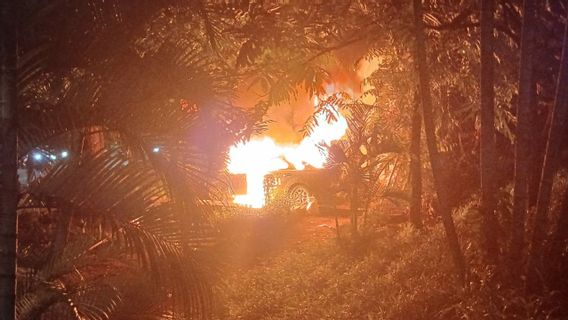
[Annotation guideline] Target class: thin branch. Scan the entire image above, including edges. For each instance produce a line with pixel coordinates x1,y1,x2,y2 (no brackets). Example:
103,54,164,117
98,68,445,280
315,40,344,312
425,21,520,45
426,7,475,30
304,36,367,64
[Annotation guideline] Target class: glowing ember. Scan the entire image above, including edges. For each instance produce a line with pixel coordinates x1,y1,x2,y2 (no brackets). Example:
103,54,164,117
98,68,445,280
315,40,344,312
228,100,347,208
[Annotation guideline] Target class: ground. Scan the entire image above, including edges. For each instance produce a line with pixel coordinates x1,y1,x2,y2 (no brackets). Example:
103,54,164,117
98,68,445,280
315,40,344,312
217,212,351,270
287,215,350,242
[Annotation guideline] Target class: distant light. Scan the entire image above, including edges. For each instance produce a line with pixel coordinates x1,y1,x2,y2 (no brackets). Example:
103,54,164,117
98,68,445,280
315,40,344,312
61,151,69,158
49,154,57,160
32,153,43,161
152,147,160,153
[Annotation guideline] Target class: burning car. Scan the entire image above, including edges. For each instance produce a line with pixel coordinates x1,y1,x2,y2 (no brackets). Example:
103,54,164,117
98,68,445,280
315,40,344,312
263,165,340,213
227,97,348,209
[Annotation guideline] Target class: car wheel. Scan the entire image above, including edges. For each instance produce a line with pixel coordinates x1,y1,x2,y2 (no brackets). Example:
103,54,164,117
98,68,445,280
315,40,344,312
288,184,311,210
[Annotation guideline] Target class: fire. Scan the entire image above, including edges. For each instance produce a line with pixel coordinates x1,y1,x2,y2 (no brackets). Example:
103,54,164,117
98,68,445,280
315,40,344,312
228,98,348,208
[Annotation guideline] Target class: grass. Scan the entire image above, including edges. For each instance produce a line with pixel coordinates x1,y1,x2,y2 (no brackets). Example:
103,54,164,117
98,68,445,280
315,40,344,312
213,219,465,320
211,201,568,320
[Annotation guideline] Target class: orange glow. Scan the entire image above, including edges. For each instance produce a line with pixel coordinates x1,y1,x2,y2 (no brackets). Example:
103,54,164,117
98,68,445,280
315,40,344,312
228,99,347,208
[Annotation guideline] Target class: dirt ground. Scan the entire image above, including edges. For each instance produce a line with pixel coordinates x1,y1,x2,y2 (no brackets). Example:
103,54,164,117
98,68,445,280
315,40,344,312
288,215,350,243
216,213,351,270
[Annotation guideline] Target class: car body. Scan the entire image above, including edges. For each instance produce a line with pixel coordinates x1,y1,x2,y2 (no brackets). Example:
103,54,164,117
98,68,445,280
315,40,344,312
263,166,341,213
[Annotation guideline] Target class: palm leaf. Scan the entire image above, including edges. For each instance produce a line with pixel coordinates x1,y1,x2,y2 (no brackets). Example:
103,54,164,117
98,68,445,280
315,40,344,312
23,150,215,314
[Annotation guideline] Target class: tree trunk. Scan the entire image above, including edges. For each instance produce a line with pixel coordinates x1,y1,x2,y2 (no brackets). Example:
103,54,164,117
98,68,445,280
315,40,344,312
0,1,18,319
350,182,359,237
511,0,537,268
547,182,568,272
409,93,422,228
528,140,545,206
526,14,568,294
480,0,500,265
412,0,466,282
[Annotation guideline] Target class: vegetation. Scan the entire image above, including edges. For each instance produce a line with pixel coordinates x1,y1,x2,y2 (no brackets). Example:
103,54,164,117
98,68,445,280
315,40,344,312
0,0,568,319
217,204,568,320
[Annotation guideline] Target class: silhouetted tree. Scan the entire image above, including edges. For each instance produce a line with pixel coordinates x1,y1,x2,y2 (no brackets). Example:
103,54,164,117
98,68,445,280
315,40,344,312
412,0,466,282
511,0,537,268
409,93,422,228
527,11,568,294
0,1,18,319
12,1,262,318
480,0,499,264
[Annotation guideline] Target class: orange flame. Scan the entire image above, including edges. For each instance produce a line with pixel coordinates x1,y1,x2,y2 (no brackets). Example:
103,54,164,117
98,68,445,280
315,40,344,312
228,99,347,208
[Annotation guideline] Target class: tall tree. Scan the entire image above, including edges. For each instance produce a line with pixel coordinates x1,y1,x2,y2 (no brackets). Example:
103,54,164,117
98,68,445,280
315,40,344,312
412,0,466,281
480,0,499,264
526,12,568,293
511,0,537,267
547,182,568,276
409,93,422,228
0,0,18,319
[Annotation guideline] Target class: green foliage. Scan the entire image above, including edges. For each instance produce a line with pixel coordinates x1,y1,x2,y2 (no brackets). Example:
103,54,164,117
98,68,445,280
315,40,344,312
216,223,459,320
216,210,567,319
14,1,269,319
12,0,568,319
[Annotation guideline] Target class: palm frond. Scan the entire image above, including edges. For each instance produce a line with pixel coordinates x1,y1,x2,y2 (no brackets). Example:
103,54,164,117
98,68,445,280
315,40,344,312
302,93,351,137
20,150,216,317
15,2,261,319
27,150,206,273
17,235,123,320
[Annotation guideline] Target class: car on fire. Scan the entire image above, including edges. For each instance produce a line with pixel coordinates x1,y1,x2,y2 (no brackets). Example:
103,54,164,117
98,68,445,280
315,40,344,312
262,165,341,213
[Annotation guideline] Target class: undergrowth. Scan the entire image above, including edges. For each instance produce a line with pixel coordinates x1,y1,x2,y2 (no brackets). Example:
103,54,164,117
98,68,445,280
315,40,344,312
214,220,457,319
213,204,567,319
